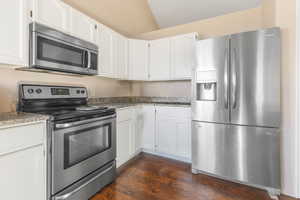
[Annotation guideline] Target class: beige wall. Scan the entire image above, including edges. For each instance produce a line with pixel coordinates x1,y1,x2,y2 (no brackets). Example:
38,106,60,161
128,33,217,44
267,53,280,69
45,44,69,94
137,7,263,40
0,66,131,112
264,0,298,197
133,81,191,97
134,7,264,98
63,0,159,36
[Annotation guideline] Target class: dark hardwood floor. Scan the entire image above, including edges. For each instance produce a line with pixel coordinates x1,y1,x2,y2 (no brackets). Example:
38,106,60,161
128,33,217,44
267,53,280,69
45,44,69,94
91,153,296,200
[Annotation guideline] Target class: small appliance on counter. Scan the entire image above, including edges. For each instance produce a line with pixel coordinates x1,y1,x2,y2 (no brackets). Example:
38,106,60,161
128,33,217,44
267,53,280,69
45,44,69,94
18,84,116,200
191,28,281,198
30,22,98,75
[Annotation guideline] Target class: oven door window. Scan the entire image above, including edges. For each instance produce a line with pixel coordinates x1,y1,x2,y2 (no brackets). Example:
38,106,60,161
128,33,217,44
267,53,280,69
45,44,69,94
37,36,88,68
64,123,111,169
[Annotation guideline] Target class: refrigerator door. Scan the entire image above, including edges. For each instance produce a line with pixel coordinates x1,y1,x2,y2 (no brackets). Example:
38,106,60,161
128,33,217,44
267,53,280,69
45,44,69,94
192,121,280,189
230,28,281,127
192,36,230,123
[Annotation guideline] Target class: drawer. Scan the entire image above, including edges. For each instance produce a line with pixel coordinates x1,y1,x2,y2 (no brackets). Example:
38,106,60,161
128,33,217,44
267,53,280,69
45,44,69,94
0,122,46,155
117,108,134,122
156,106,191,120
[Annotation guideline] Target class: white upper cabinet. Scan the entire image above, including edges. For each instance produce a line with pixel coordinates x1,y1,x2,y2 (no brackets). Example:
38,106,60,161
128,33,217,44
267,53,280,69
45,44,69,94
0,0,29,66
98,25,114,77
112,32,128,79
70,8,97,43
149,38,171,80
31,0,71,33
128,39,149,80
170,33,198,79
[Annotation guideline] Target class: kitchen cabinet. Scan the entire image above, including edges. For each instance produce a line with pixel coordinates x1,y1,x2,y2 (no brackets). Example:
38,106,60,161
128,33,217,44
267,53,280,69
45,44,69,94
31,0,71,33
134,106,143,153
116,108,135,167
0,122,47,200
170,33,198,79
116,105,191,166
155,106,191,160
98,25,114,77
0,0,29,66
137,105,156,151
70,8,97,43
128,39,149,80
149,38,171,80
112,32,129,79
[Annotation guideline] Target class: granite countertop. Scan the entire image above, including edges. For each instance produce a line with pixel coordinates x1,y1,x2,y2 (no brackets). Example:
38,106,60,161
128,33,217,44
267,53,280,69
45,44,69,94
90,102,191,110
88,97,191,109
0,112,50,129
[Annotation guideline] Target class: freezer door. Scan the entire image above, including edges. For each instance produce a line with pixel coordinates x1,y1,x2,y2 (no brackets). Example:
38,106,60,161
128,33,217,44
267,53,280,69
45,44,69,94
230,28,281,127
192,121,280,189
192,36,230,123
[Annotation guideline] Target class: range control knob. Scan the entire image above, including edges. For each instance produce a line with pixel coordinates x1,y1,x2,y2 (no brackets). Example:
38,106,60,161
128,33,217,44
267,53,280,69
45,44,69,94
81,90,85,94
27,89,34,94
76,90,81,94
36,89,42,94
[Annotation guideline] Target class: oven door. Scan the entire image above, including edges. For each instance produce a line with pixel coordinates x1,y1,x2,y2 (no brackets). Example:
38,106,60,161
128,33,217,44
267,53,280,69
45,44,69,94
52,115,116,194
31,33,92,75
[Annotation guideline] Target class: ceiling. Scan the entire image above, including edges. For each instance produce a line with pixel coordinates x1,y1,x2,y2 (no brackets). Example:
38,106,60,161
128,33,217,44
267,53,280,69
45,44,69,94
147,0,262,28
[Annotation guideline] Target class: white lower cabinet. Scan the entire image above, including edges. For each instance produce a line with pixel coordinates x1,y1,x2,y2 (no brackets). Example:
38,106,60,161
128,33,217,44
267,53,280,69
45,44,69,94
0,122,47,200
116,105,191,168
116,108,135,168
155,106,192,161
137,105,156,151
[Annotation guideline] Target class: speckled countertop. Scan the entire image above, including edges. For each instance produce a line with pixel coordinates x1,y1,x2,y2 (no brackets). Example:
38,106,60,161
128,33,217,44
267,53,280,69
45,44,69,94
0,112,49,129
88,97,191,109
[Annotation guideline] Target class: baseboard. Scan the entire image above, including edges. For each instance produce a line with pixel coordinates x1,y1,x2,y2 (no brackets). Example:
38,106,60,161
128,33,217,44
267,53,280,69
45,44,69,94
142,149,191,163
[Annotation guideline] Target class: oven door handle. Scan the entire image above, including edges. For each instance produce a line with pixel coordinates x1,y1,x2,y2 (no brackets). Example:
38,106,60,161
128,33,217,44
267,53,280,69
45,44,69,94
54,164,114,200
55,114,116,129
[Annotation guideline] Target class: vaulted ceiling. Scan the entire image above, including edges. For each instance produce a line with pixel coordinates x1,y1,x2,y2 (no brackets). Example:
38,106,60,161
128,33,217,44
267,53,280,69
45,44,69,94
63,0,159,36
147,0,262,28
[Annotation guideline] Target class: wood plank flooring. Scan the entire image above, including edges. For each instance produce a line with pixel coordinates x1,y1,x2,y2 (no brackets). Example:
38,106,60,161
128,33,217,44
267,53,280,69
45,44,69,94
91,153,296,200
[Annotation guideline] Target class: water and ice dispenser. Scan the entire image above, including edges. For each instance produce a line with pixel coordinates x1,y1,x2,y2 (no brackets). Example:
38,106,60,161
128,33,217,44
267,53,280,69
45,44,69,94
195,69,217,101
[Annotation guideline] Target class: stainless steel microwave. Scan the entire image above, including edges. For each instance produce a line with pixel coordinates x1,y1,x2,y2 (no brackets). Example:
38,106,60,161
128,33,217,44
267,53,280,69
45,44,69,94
30,23,98,75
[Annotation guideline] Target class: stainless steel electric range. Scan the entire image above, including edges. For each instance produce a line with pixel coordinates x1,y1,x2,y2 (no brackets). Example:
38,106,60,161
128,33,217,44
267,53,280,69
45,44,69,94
18,84,116,200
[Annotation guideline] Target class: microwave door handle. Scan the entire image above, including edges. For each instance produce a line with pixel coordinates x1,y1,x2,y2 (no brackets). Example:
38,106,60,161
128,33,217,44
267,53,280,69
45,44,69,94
87,51,91,69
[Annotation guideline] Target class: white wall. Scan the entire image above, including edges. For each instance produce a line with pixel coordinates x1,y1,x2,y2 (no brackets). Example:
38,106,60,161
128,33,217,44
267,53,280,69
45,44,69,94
296,1,300,197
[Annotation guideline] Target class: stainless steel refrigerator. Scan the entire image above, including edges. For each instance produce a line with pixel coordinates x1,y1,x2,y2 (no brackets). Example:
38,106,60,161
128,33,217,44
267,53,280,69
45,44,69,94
191,28,281,195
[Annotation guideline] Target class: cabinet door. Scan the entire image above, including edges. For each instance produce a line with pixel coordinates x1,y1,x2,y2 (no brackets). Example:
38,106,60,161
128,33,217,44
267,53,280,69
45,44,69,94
0,0,29,66
0,145,45,200
112,33,128,79
70,8,97,43
171,33,197,79
98,25,113,77
134,106,144,153
149,38,171,80
156,117,177,155
156,106,192,159
128,39,149,80
116,120,132,167
32,0,70,33
139,105,156,151
175,119,191,158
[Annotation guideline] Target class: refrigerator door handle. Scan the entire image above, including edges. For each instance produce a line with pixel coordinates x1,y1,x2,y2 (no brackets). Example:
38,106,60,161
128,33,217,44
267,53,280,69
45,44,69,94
224,48,229,109
232,48,237,109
